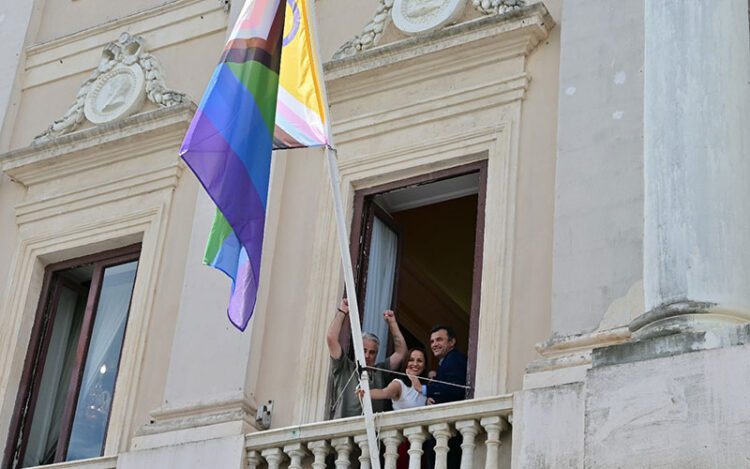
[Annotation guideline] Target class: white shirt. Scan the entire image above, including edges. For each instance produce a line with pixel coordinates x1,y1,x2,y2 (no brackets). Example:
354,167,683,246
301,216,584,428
392,380,427,410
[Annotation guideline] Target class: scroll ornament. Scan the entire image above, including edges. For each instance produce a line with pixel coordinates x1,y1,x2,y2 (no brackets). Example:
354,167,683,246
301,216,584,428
33,32,188,144
333,0,525,59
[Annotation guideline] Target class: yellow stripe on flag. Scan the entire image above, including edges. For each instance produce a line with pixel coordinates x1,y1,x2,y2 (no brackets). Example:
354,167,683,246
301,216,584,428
281,0,326,125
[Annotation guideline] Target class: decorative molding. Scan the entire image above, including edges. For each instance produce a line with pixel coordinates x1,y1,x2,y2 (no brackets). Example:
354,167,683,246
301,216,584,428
536,327,632,358
15,456,118,469
333,0,532,60
326,3,553,79
333,74,528,145
32,33,188,144
1,103,196,182
472,0,525,16
24,0,225,90
333,0,394,59
133,394,259,445
392,0,468,36
524,327,632,378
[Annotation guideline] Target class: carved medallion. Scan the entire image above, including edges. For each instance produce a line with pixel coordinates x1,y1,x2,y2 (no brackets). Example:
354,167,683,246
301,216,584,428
33,32,188,144
392,0,467,35
84,63,146,124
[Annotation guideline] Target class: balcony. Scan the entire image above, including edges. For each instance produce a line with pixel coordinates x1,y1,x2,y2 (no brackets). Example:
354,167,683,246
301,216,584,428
245,395,512,469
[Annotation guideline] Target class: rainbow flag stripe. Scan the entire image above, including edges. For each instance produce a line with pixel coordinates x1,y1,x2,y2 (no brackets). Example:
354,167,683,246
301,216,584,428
274,0,328,148
181,0,328,331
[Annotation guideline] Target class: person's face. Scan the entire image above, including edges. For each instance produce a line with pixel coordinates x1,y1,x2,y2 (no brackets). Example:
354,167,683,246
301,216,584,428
406,350,426,376
430,329,455,360
363,339,379,367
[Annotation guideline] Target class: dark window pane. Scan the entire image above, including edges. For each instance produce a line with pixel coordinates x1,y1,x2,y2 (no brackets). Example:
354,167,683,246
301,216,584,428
65,261,137,461
22,286,85,468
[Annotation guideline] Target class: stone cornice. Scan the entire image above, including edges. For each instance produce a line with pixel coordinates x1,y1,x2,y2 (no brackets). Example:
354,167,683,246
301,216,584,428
323,2,553,81
24,0,226,90
26,0,219,56
0,103,196,186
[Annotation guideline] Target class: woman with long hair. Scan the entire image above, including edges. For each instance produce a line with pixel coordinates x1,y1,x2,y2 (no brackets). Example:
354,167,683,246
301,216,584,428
357,348,428,409
357,348,430,469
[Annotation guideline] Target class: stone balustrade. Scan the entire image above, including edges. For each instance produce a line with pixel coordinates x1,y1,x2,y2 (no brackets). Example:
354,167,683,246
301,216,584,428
246,395,512,469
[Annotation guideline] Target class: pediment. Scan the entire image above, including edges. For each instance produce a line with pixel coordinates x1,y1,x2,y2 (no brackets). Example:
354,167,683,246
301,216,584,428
32,32,189,145
332,0,527,60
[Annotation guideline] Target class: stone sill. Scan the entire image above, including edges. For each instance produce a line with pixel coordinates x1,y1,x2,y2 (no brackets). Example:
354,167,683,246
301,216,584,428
22,456,117,469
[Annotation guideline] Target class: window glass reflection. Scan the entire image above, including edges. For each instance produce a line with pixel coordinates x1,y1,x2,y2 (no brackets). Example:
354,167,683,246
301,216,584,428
66,261,137,461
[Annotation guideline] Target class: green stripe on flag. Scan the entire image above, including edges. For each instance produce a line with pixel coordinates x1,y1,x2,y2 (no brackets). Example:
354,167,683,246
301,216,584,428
203,208,234,265
226,61,279,135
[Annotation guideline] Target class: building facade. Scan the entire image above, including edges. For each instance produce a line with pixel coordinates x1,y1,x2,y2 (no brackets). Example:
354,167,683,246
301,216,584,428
0,0,748,468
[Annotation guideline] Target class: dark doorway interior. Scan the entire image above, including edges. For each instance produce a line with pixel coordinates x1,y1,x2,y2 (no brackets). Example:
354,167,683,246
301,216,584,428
351,164,486,381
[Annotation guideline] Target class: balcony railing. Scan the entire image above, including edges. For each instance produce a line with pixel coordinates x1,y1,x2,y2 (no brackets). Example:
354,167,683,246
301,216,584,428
245,394,512,469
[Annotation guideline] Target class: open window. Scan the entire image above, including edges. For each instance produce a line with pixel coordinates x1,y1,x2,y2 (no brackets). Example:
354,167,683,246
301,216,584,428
4,245,140,468
350,162,487,397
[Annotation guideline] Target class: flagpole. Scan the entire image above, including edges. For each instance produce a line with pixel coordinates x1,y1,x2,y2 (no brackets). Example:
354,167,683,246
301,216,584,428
305,2,382,468
325,147,382,468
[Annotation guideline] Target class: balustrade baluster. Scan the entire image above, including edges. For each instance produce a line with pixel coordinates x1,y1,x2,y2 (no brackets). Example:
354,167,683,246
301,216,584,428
331,436,354,469
247,450,263,469
261,447,286,469
428,423,455,469
308,440,330,469
380,429,403,469
354,433,373,469
455,419,481,469
403,426,428,469
480,416,508,469
284,443,308,469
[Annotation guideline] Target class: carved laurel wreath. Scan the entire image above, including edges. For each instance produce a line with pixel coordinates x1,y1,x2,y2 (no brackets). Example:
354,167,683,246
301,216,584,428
333,0,525,60
33,32,188,144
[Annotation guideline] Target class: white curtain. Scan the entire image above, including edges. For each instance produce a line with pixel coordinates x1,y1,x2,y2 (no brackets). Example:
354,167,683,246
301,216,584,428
362,217,398,364
67,261,137,460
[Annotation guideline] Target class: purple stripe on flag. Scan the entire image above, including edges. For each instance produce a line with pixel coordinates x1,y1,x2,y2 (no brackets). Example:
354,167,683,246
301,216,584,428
182,64,274,208
181,113,265,287
228,258,257,330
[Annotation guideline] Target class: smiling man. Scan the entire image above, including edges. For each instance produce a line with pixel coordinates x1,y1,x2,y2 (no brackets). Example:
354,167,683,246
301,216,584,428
426,324,468,404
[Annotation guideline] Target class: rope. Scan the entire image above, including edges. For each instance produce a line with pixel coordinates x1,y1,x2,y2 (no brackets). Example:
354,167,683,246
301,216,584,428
330,368,359,417
362,365,473,390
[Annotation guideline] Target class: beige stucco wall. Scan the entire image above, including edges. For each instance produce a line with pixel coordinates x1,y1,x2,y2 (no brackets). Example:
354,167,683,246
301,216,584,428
247,150,329,427
507,0,560,391
34,0,176,44
0,0,228,457
0,0,564,459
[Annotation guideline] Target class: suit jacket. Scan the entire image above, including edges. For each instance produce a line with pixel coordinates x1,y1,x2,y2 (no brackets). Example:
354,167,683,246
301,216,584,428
427,349,467,404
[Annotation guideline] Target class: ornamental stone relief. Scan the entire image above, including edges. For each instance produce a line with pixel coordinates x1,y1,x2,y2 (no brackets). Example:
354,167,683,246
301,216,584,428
333,0,525,59
392,0,467,35
33,32,188,144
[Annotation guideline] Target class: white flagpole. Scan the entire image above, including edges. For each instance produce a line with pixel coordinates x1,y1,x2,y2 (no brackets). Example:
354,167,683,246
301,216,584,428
305,2,382,468
325,147,382,469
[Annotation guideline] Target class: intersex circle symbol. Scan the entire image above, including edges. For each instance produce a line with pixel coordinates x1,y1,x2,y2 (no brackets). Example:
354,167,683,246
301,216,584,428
283,0,301,46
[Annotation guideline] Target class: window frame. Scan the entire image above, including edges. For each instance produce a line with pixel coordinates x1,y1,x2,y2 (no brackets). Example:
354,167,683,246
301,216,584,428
4,243,141,468
349,161,488,399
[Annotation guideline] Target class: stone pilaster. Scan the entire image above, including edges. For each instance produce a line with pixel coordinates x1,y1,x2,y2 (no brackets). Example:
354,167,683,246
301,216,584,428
636,0,750,338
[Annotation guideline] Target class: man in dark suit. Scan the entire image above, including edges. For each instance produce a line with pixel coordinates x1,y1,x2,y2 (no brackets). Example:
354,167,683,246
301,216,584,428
426,325,467,403
425,325,467,468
